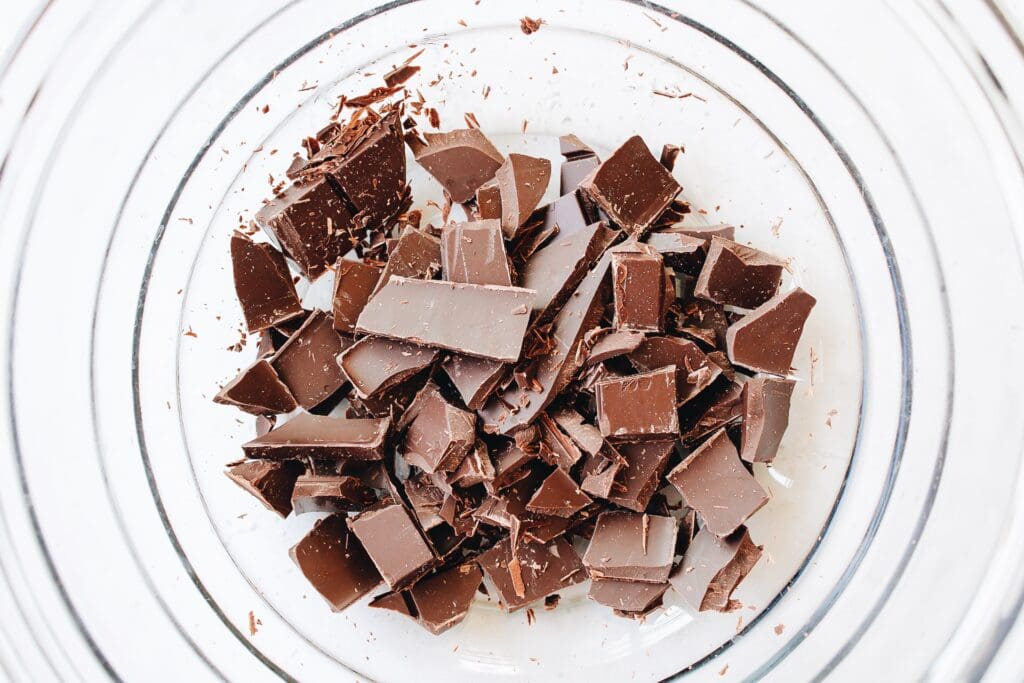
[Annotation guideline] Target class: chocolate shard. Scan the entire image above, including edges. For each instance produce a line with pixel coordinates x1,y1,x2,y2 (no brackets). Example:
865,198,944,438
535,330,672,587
374,226,442,294
225,459,304,517
583,328,645,366
369,590,417,619
414,129,505,203
678,299,730,350
537,414,583,470
659,144,683,172
561,155,600,195
540,192,593,241
448,439,496,487
519,221,618,322
290,514,382,611
607,441,675,512
740,377,796,463
726,288,816,375
671,526,762,612
348,503,436,589
580,455,622,500
402,391,476,473
679,224,736,244
231,233,303,332
679,378,744,447
476,536,586,611
583,512,678,583
475,179,502,220
214,358,298,416
332,259,382,333
338,337,438,399
628,336,721,406
526,467,591,518
290,474,377,514
408,562,483,634
595,367,679,442
559,134,596,159
242,412,391,461
357,276,536,362
270,310,352,409
579,136,680,238
588,579,669,613
645,229,707,275
441,220,513,286
255,176,357,280
403,473,446,530
496,153,552,237
667,428,768,537
549,406,605,456
488,442,538,491
441,354,508,410
612,249,666,332
694,237,785,308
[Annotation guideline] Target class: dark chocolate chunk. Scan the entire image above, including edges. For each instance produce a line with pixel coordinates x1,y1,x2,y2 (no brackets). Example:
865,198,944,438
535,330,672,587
348,503,436,589
496,153,552,237
612,249,666,332
579,136,680,237
225,459,304,517
583,512,678,583
374,226,442,293
537,414,583,470
607,441,675,512
679,379,744,447
441,355,508,410
589,579,669,613
402,391,476,473
525,467,591,517
488,442,538,491
740,377,795,463
357,276,536,362
408,563,483,634
694,237,785,308
595,367,679,441
441,220,513,286
584,328,645,366
290,514,381,610
645,229,707,275
476,536,586,611
270,310,352,409
414,129,505,203
678,299,730,350
338,337,438,399
290,474,377,514
242,412,391,461
628,336,721,406
726,288,816,375
332,259,382,333
231,233,303,332
671,526,762,612
214,358,298,416
667,428,768,537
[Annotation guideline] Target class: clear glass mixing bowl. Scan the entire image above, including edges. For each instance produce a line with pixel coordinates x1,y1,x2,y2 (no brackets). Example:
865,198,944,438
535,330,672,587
1,1,1023,681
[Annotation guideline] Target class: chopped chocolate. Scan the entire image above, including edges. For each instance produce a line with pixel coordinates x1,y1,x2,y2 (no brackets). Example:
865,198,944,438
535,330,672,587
495,154,552,236
402,391,476,473
607,441,675,512
357,276,536,362
579,136,680,238
583,512,678,583
628,336,721,406
242,412,391,461
448,439,496,487
659,144,683,172
489,442,537,491
667,428,768,537
332,259,382,333
441,220,513,286
290,474,377,514
540,192,593,240
338,337,438,399
559,134,595,159
408,563,483,634
384,51,423,87
549,406,604,455
414,129,504,202
584,329,645,366
441,354,508,410
369,590,417,618
404,473,446,530
214,358,298,416
475,179,502,220
537,414,583,470
612,249,666,332
270,310,351,409
374,226,442,293
290,514,381,610
348,503,436,589
679,379,744,446
589,579,669,613
595,367,679,441
726,288,816,375
580,455,622,499
694,237,785,308
680,224,735,243
561,156,600,195
671,526,762,612
740,377,795,463
526,467,591,517
678,298,731,350
231,233,303,332
476,536,586,611
645,230,707,275
226,459,304,517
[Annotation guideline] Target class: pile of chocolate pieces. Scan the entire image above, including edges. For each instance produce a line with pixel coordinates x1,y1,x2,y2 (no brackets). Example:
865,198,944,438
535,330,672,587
215,100,816,634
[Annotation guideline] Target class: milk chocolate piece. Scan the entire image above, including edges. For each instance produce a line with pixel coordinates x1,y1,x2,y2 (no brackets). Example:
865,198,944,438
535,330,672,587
537,414,583,470
561,156,600,195
659,144,683,171
403,473,446,530
290,514,381,610
589,579,668,613
726,288,816,375
679,379,744,446
583,512,678,583
667,428,768,537
231,233,303,332
402,391,476,473
290,474,377,514
407,563,483,634
374,226,442,293
448,439,495,487
607,441,675,512
414,129,504,202
496,154,551,237
357,277,536,362
519,222,617,322
489,442,537,491
579,136,680,237
645,230,707,275
526,467,591,517
671,526,762,612
476,536,586,611
549,406,604,455
242,412,390,461
595,367,679,441
214,358,298,416
441,355,508,410
679,299,730,350
271,310,352,409
612,250,666,332
369,590,417,619
559,134,595,159
441,220,513,286
740,377,795,463
225,459,304,517
580,455,622,500
540,192,592,240
680,224,735,243
628,336,721,406
332,259,382,333
338,337,438,399
475,179,502,220
348,503,436,589
584,329,645,366
694,237,785,308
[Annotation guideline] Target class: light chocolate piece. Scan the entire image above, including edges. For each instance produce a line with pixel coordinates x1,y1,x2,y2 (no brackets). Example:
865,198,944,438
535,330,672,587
290,514,381,610
694,237,785,308
525,467,591,517
726,288,816,375
402,391,476,473
338,337,438,399
540,192,593,240
595,367,679,442
290,474,377,514
612,249,666,332
332,259,382,333
584,329,645,366
740,377,795,464
214,358,298,416
671,526,762,612
607,441,675,512
441,219,513,286
374,226,442,293
226,459,304,517
645,229,707,275
476,536,586,611
475,179,502,220
441,355,508,410
588,579,669,613
628,336,721,406
582,512,678,583
242,412,391,461
348,503,436,589
270,310,352,409
231,233,303,332
549,406,605,456
414,129,505,203
496,153,552,237
408,563,484,634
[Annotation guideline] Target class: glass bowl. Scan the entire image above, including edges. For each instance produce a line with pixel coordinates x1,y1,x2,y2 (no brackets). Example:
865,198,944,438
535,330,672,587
1,1,1023,681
